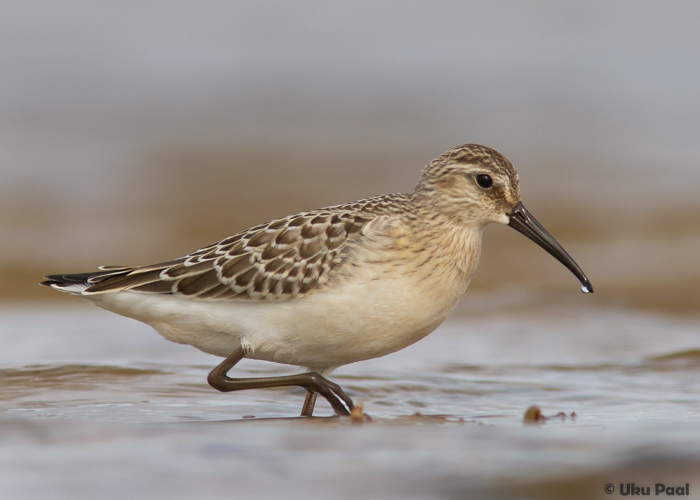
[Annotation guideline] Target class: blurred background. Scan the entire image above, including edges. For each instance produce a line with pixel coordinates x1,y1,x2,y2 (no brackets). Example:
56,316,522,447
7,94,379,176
3,3,700,499
3,0,698,313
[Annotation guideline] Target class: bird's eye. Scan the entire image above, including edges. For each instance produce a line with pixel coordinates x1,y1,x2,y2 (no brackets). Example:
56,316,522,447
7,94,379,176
476,174,493,189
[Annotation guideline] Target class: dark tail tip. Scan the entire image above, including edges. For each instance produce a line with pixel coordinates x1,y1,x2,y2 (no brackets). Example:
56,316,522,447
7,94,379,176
39,272,105,288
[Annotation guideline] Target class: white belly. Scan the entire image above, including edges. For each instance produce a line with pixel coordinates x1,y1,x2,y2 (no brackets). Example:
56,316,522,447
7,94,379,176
88,266,466,371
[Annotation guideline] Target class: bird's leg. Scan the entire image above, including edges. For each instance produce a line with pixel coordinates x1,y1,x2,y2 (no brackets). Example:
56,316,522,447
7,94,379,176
301,391,318,417
207,347,353,417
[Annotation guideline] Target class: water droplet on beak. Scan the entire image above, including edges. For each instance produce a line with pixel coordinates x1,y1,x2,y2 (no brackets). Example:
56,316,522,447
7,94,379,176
581,285,591,294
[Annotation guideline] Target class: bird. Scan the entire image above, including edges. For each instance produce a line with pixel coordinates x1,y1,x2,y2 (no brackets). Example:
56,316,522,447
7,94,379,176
40,144,592,417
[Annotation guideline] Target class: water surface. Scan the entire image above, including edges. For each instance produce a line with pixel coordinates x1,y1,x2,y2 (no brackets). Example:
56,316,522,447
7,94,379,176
2,298,700,499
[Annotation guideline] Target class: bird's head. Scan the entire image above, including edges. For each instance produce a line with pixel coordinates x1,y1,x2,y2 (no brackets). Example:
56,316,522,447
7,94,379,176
415,143,521,226
414,144,592,293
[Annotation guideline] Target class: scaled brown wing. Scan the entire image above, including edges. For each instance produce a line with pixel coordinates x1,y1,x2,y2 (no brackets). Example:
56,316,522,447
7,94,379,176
83,212,371,301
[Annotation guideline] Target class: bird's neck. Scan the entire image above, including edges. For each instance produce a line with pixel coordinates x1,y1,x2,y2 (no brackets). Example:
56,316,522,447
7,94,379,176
408,205,485,281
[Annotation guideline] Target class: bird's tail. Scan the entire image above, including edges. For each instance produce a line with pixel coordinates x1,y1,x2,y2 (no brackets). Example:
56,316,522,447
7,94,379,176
39,266,133,295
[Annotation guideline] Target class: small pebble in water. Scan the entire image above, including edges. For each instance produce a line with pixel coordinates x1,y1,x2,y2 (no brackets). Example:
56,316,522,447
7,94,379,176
350,401,371,424
523,406,547,425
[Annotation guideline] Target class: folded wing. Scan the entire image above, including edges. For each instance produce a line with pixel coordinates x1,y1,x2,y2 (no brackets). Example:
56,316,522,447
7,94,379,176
41,211,372,301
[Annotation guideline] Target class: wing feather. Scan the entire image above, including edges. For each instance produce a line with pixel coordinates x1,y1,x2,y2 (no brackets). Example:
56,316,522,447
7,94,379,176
79,206,386,301
41,193,414,299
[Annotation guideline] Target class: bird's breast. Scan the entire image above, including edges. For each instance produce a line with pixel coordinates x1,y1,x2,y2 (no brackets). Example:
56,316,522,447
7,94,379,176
238,224,483,368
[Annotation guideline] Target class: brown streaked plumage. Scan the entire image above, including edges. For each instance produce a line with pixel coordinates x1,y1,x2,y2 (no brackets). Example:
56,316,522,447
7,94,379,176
43,195,407,301
41,144,592,417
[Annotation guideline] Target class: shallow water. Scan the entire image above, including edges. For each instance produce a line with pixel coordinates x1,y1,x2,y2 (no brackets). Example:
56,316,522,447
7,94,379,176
2,298,700,499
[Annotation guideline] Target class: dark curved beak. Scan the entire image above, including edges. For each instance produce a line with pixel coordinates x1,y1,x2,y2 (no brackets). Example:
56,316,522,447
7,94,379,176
507,202,593,293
